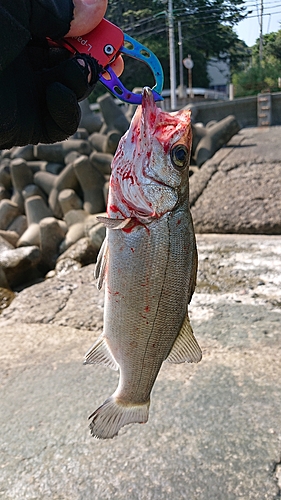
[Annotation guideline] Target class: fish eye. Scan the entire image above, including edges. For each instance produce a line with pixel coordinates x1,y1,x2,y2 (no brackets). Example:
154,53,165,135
170,144,189,169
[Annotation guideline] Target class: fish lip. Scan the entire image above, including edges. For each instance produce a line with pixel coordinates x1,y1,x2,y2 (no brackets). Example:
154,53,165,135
141,87,157,127
142,86,153,99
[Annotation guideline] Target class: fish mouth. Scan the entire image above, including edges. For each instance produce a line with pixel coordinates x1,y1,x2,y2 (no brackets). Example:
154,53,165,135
141,87,158,132
142,86,155,105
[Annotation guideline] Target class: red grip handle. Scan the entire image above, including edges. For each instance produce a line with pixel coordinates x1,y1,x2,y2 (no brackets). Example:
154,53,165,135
63,18,124,68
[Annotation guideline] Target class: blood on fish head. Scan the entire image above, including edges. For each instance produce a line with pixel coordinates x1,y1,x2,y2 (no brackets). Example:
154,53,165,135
107,87,192,222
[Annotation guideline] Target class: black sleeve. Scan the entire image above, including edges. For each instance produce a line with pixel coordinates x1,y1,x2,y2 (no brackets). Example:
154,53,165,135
0,0,74,70
0,0,102,149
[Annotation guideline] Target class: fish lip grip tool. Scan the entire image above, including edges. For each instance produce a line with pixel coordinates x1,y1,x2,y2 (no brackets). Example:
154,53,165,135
62,18,164,104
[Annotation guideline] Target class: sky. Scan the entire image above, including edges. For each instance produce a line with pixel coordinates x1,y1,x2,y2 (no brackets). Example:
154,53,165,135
235,0,281,47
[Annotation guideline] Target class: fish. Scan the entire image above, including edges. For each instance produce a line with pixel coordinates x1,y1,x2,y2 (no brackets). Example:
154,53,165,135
84,86,202,439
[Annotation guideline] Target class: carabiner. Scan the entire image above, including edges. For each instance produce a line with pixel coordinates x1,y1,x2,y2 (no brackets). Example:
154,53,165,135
101,34,163,104
61,19,164,104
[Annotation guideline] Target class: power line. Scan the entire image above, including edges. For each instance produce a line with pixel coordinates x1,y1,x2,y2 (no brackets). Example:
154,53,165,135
121,0,280,30
123,7,280,40
124,2,281,36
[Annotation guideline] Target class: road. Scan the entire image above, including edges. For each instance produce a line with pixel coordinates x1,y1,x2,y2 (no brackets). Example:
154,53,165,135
0,234,281,499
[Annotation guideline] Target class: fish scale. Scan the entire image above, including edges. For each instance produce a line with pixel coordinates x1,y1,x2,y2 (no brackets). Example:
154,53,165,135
84,87,202,439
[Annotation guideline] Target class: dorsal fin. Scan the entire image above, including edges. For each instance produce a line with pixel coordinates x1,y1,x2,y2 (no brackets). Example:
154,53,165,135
165,314,202,364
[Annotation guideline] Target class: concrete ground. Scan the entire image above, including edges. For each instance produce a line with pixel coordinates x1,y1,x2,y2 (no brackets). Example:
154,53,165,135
0,233,281,500
190,126,281,234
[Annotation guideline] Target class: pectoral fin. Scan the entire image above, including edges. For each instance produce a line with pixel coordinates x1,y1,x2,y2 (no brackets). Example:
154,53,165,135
97,216,132,230
84,336,119,371
94,236,108,290
165,315,202,364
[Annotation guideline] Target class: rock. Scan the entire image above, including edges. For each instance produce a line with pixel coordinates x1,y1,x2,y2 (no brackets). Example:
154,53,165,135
39,217,66,272
17,196,53,247
10,158,34,213
71,128,89,140
64,151,81,165
25,160,48,173
88,222,106,250
190,127,281,234
88,132,107,153
84,213,105,235
194,115,241,167
0,230,19,246
58,236,100,267
58,189,83,215
34,140,92,163
26,160,64,175
22,183,47,203
89,152,113,175
103,180,109,205
106,130,123,154
64,209,88,227
189,161,218,207
0,149,12,159
60,209,88,252
79,99,102,134
73,155,105,214
0,161,11,191
97,93,130,134
0,235,14,253
0,200,20,230
44,162,65,175
191,123,206,153
54,257,82,277
7,215,27,237
88,130,122,155
34,171,56,196
17,224,41,247
192,161,281,234
48,162,80,218
0,245,41,288
0,184,9,201
0,262,101,327
10,144,35,161
0,266,10,289
0,287,15,311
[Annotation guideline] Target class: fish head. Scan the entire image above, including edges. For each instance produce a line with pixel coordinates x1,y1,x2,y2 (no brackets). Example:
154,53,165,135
108,87,192,222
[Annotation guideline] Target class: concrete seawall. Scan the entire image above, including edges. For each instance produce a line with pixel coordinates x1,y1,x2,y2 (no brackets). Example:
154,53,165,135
187,91,281,128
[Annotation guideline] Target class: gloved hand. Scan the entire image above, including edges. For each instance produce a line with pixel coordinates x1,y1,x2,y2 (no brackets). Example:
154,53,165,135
0,39,102,150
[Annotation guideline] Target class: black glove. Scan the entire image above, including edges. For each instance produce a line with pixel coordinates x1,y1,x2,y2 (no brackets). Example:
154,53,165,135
0,40,102,149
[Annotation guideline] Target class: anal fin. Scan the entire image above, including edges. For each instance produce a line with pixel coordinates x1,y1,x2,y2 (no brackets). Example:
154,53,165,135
166,314,202,364
84,336,119,371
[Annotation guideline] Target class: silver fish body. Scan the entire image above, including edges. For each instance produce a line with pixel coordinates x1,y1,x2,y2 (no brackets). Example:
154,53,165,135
85,87,202,439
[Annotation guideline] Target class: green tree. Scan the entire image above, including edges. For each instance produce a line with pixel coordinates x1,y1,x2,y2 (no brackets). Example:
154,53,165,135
252,30,281,63
90,0,247,100
232,29,281,97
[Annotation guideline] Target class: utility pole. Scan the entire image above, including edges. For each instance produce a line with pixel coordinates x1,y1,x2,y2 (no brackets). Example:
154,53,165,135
259,0,263,62
178,21,185,98
168,0,177,110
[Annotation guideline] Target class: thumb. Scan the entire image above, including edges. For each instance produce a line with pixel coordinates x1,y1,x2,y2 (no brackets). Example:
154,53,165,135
67,0,108,37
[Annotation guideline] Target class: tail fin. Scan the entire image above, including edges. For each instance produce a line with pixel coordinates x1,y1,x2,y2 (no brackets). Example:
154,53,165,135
88,396,150,439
